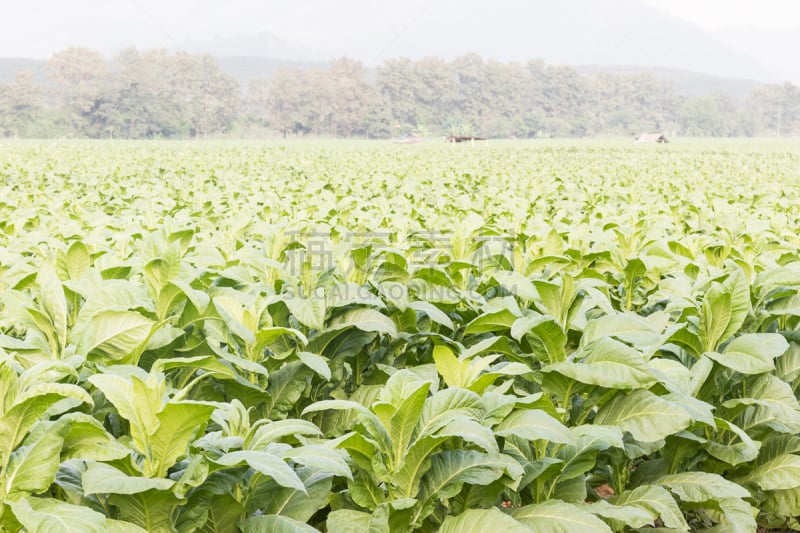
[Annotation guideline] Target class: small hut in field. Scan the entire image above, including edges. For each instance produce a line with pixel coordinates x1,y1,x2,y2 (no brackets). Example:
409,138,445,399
634,133,669,143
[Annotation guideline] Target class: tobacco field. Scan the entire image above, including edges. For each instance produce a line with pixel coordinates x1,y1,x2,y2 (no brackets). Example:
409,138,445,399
2,139,800,532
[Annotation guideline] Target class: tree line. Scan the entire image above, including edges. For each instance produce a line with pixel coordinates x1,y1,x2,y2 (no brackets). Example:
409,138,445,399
1,47,800,139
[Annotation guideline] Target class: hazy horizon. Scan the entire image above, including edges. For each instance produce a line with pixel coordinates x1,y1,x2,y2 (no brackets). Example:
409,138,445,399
2,1,800,83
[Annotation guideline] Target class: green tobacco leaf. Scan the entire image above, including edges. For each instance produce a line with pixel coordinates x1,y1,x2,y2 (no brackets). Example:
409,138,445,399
302,399,370,417
705,333,788,374
433,345,502,392
667,325,705,360
725,332,788,359
661,391,715,427
240,515,320,533
59,412,130,461
253,327,309,355
296,351,331,380
212,293,256,345
392,435,445,498
106,518,150,533
152,355,240,382
144,244,181,297
594,390,692,443
492,271,539,301
282,446,351,479
511,500,613,532
533,276,582,329
347,469,384,509
703,417,759,466
578,500,654,529
435,417,498,454
700,289,731,352
762,486,800,517
581,313,661,352
82,462,175,495
440,508,530,533
724,374,800,433
742,454,800,491
612,484,688,531
414,387,485,440
62,241,92,280
9,497,106,533
554,433,621,486
375,381,429,467
777,341,800,382
88,373,158,455
495,409,573,444
155,281,185,320
419,450,513,502
246,419,323,450
657,472,750,502
213,450,305,492
149,401,215,477
194,492,243,533
110,489,180,533
325,510,373,533
37,263,68,354
464,308,519,335
284,297,326,330
407,301,454,330
0,392,81,460
4,424,66,500
79,310,154,360
265,363,310,418
718,268,751,346
511,314,567,364
322,307,396,339
259,469,333,521
714,497,758,532
542,337,656,389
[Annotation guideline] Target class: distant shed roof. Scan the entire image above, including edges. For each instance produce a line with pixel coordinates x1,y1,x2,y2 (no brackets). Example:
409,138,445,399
635,133,669,143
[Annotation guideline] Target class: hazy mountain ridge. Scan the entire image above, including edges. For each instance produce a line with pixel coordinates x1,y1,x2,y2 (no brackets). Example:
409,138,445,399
713,27,800,84
1,1,791,91
0,55,769,101
224,0,776,82
0,58,47,83
573,65,762,100
183,31,320,62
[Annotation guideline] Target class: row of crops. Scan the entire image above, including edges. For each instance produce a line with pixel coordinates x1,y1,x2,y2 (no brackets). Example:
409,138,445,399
1,140,800,532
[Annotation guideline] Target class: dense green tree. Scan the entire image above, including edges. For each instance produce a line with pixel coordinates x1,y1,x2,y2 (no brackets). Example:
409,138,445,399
47,47,110,135
172,53,240,137
746,83,800,136
7,46,800,139
377,57,420,135
678,93,746,137
324,58,373,137
413,56,457,131
44,48,239,138
591,73,679,135
448,53,488,134
96,49,188,138
248,68,318,136
0,72,42,137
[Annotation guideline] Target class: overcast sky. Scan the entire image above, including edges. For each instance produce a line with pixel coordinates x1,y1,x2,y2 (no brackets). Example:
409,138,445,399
642,0,800,31
1,0,799,58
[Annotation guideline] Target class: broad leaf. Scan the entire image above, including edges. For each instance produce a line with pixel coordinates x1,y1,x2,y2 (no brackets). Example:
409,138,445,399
595,390,692,443
657,472,750,502
495,409,573,444
511,500,613,532
439,508,530,533
240,515,320,533
9,497,106,533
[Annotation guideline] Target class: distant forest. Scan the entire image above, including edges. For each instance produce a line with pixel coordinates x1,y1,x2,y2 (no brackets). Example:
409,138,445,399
1,47,800,139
